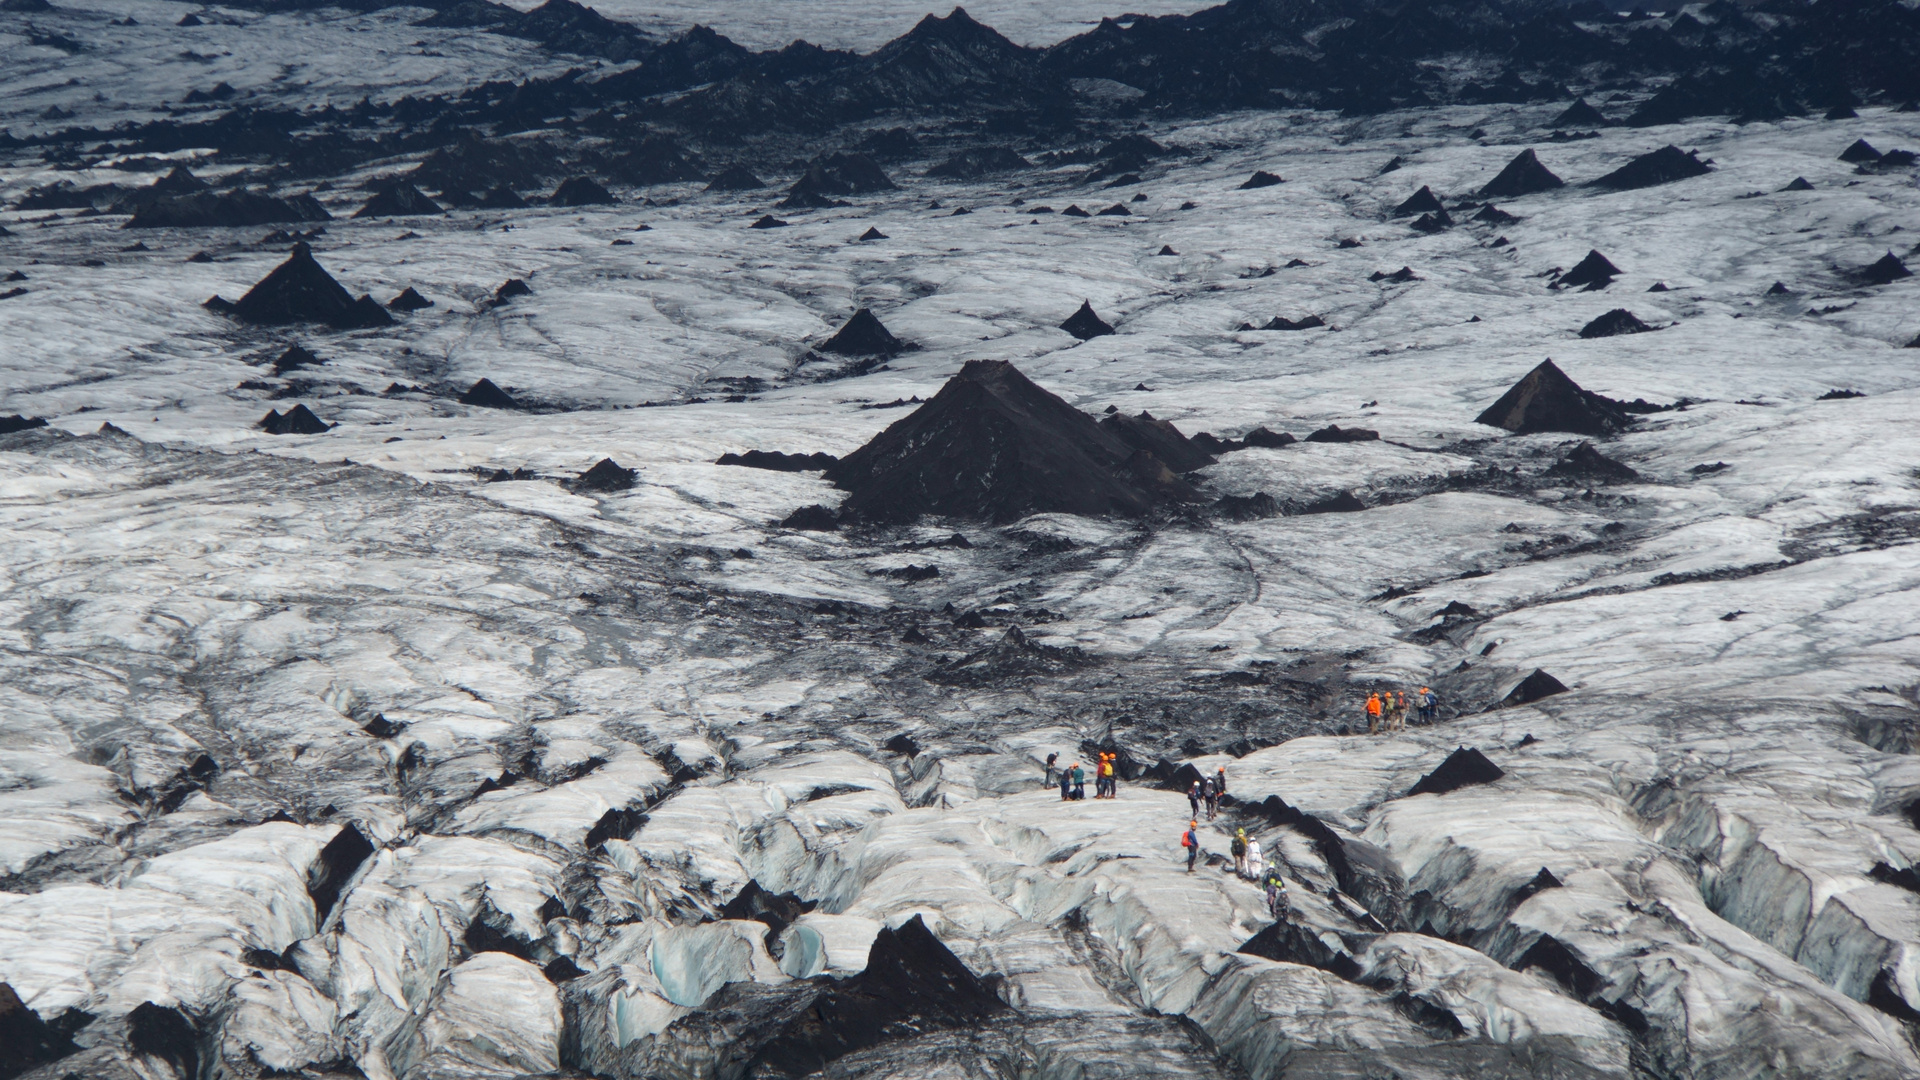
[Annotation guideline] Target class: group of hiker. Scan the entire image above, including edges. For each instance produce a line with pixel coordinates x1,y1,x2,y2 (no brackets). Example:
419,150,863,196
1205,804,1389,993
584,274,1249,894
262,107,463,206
1187,767,1228,820
1045,752,1121,800
1364,686,1437,733
1040,750,1290,920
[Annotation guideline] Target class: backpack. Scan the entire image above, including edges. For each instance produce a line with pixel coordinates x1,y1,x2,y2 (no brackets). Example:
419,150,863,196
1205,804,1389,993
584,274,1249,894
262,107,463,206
1231,837,1246,856
1181,830,1195,848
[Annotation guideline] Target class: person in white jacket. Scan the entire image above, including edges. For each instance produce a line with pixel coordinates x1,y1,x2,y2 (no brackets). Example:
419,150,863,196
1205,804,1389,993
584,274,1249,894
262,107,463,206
1245,836,1265,881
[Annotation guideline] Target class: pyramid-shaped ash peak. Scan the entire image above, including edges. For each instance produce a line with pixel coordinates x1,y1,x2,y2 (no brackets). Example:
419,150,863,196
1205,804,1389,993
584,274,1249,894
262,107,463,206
823,359,1198,523
1555,250,1621,289
1099,410,1215,473
818,308,906,355
1552,98,1609,127
1476,359,1635,437
1479,149,1565,198
354,181,442,218
1391,185,1445,217
231,243,392,330
1060,300,1115,340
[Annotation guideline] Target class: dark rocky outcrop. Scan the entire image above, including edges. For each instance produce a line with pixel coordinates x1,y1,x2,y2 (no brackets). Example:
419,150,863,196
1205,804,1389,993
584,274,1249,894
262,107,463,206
110,165,210,215
646,914,1004,1079
751,215,790,229
459,378,519,409
493,278,533,304
1304,424,1379,443
821,359,1199,523
718,881,815,938
307,823,376,921
572,458,638,492
1369,267,1419,283
257,405,330,435
1242,426,1296,449
1588,145,1710,191
1060,301,1115,340
1502,669,1570,707
780,504,840,530
224,243,391,329
1391,185,1445,217
127,190,330,230
1239,170,1285,189
1548,442,1640,483
1408,747,1504,797
1410,210,1452,233
783,152,894,208
1,982,86,1080
128,1002,198,1080
1858,252,1912,286
818,308,906,355
1552,99,1609,127
1578,309,1652,338
927,147,1030,179
1214,493,1279,520
550,176,614,205
1781,176,1814,192
1098,411,1215,473
1555,250,1622,290
930,625,1089,685
1479,149,1564,198
270,344,322,374
717,450,838,471
353,181,441,219
1839,138,1883,163
0,415,51,435
386,286,433,311
1476,359,1634,437
705,165,766,191
857,226,888,241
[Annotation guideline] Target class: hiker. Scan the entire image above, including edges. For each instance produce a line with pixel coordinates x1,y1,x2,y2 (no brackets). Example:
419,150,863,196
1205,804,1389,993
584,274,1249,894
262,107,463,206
1045,752,1058,785
1264,868,1289,921
1070,762,1086,800
1202,775,1219,820
1392,691,1409,733
1094,753,1110,798
1215,765,1227,799
1059,765,1072,801
1381,691,1398,731
1102,753,1118,798
1181,820,1200,872
1230,828,1249,877
1366,692,1382,733
1188,780,1203,819
1246,835,1264,881
1420,686,1437,724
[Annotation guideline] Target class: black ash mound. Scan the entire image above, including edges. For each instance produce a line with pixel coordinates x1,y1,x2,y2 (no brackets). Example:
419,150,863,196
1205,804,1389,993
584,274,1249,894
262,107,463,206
550,176,615,205
1858,252,1912,286
217,243,391,330
387,287,433,311
1552,98,1609,127
1408,747,1504,796
1503,668,1570,707
927,147,1031,179
1098,411,1215,473
354,181,442,218
460,379,519,408
1578,309,1652,338
818,308,906,355
1240,170,1285,189
717,450,838,471
1589,145,1710,191
704,165,766,191
1060,301,1115,340
1553,250,1621,290
127,191,330,230
257,404,329,435
782,152,894,208
821,359,1200,523
1547,442,1640,483
1391,185,1444,217
571,458,637,492
1476,359,1635,437
1479,149,1564,198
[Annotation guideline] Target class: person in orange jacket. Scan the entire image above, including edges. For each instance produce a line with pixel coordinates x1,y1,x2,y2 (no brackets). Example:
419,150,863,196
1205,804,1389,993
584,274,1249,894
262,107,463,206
1366,692,1383,734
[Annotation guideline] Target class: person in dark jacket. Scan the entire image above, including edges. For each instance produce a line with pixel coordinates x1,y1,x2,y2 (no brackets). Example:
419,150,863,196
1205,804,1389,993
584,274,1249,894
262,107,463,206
1070,763,1086,800
1188,780,1202,819
1182,821,1200,872
1045,752,1058,785
1059,766,1072,801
